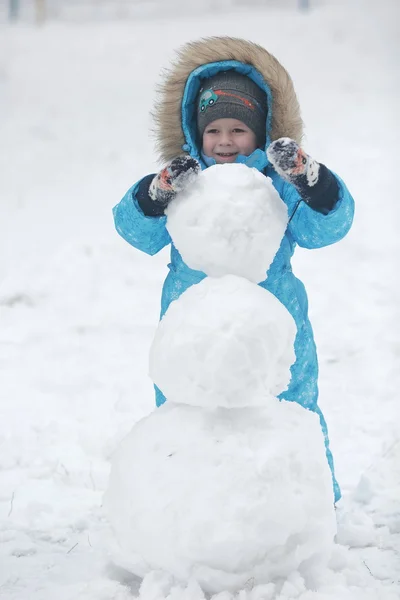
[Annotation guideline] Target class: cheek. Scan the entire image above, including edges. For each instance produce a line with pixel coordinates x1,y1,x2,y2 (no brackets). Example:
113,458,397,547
240,134,257,153
202,136,213,154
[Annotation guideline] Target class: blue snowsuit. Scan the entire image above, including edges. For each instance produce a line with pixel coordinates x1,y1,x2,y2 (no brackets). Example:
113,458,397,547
113,61,355,503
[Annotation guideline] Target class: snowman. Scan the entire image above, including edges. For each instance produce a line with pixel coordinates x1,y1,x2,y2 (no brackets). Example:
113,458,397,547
104,164,337,595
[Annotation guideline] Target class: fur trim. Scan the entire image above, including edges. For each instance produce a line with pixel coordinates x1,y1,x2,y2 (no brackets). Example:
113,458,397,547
152,36,303,163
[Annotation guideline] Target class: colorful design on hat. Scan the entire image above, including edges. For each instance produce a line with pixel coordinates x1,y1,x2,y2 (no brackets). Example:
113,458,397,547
214,89,261,112
199,89,219,112
199,88,263,115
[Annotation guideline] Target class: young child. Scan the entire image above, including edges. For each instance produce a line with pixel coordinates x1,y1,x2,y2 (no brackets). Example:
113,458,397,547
113,37,354,503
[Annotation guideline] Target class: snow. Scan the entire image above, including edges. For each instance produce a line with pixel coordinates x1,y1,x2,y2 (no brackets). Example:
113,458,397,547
105,401,336,594
165,164,288,282
0,0,399,598
150,275,296,407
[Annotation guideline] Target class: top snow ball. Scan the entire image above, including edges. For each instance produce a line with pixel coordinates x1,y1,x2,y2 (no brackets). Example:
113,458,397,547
165,163,289,283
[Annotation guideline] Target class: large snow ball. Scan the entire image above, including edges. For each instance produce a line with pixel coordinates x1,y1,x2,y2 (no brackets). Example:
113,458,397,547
149,275,296,408
104,402,337,594
165,163,288,283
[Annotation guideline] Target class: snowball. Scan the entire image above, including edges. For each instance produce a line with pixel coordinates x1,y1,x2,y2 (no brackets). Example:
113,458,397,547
165,164,288,283
104,401,336,594
149,275,296,408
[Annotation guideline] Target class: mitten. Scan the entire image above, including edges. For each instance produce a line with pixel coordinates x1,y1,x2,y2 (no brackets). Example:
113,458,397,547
136,156,201,217
267,138,339,214
149,156,201,209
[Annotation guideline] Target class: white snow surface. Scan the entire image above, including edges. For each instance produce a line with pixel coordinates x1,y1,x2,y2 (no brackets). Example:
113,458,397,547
165,164,288,283
150,275,296,407
1,0,399,599
105,401,336,594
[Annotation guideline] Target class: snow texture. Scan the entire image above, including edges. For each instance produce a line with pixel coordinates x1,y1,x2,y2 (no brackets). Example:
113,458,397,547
150,275,296,407
165,164,288,283
1,0,399,598
104,401,336,594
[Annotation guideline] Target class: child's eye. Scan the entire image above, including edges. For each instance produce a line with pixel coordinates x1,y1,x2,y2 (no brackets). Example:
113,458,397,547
206,129,218,134
233,128,245,133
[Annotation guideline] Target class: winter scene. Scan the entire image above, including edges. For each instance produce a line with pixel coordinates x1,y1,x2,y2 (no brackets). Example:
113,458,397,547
0,0,399,599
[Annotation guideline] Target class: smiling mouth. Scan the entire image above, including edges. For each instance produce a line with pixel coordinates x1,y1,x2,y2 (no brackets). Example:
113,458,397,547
216,152,238,157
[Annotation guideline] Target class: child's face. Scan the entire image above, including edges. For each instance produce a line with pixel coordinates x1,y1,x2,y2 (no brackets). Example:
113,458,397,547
202,118,258,164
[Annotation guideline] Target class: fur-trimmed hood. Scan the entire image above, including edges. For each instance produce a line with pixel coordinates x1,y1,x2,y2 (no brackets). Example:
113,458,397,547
153,36,303,164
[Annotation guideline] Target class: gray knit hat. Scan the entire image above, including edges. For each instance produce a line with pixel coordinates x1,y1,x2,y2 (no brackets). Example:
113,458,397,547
196,71,268,147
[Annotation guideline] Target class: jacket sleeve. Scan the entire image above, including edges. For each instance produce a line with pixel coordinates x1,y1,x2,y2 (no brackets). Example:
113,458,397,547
283,172,355,249
112,176,171,256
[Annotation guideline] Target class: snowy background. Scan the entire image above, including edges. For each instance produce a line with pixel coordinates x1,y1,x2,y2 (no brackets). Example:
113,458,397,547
0,0,400,598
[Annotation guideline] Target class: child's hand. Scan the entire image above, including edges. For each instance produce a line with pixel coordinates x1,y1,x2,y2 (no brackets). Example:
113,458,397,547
267,137,338,214
149,156,201,210
267,138,320,189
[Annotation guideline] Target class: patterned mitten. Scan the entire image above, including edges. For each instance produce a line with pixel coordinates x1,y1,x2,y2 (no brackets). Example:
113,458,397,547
149,156,201,211
267,138,339,214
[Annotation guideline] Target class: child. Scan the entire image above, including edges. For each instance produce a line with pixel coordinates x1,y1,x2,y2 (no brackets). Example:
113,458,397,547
113,37,354,503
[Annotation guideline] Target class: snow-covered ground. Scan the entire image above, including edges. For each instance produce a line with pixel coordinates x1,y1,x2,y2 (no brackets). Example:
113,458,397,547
0,0,399,598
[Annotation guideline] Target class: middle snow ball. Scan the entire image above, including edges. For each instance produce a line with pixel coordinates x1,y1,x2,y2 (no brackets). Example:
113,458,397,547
165,163,288,283
149,275,296,408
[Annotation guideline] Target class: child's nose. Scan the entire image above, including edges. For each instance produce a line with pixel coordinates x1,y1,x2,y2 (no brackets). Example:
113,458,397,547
220,132,233,144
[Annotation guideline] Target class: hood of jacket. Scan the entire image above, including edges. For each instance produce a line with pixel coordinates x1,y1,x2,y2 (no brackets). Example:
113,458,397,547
152,36,303,164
